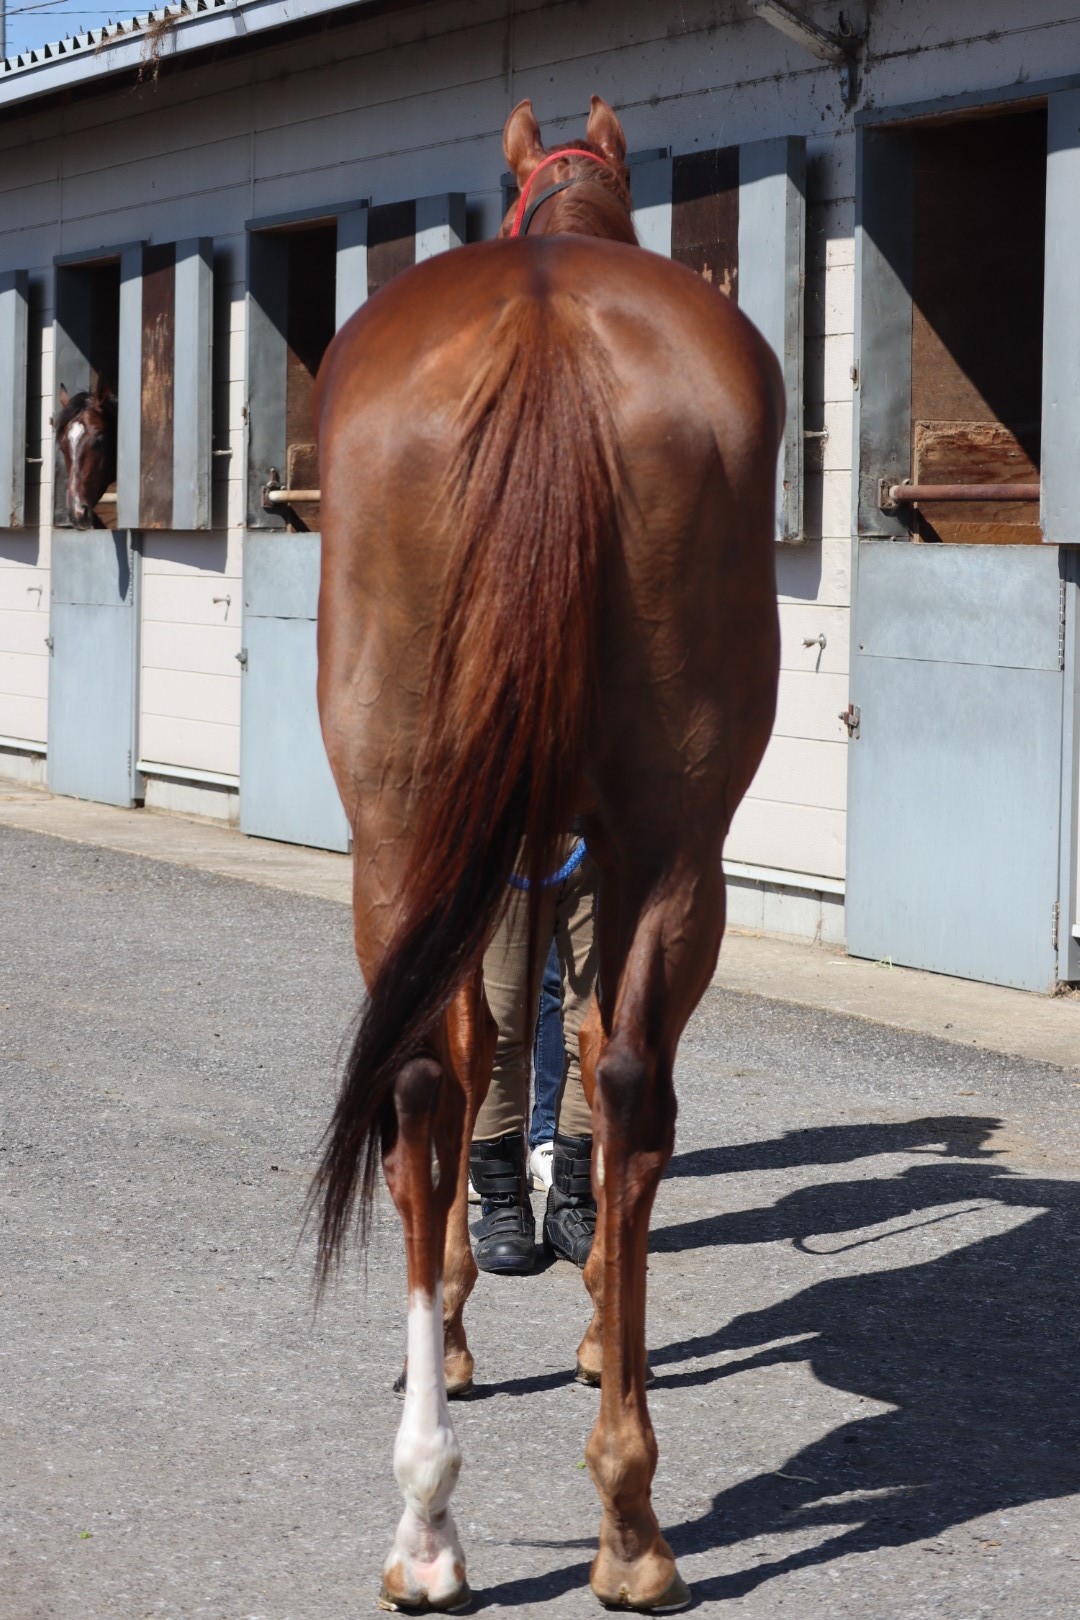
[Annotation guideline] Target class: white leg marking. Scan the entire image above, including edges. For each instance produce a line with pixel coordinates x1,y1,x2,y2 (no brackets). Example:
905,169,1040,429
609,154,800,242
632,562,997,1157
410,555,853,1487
383,1283,466,1608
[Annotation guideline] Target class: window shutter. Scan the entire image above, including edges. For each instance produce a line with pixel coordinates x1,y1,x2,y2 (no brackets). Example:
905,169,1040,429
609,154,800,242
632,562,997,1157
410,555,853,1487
116,240,214,531
0,270,29,529
628,138,807,540
738,137,806,544
1041,90,1080,545
335,204,369,329
853,127,915,539
629,153,673,256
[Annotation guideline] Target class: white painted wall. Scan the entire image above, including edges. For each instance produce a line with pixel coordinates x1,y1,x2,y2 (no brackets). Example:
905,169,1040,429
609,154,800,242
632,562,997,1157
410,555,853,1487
1,0,1078,938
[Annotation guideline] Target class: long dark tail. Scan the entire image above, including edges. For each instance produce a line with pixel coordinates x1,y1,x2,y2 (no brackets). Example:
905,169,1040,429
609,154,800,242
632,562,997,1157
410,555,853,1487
312,290,621,1286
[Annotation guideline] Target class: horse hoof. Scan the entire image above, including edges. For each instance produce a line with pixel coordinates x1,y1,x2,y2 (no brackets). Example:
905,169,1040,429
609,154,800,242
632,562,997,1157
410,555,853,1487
394,1363,474,1399
594,1571,691,1613
575,1360,655,1389
378,1581,472,1613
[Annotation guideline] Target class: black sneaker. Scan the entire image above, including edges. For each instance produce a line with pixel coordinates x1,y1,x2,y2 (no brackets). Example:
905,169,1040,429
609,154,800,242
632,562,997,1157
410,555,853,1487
542,1132,596,1268
469,1133,536,1274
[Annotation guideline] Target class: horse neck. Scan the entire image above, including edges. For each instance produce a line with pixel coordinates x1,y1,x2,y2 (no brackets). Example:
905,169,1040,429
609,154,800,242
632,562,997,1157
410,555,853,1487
540,185,638,246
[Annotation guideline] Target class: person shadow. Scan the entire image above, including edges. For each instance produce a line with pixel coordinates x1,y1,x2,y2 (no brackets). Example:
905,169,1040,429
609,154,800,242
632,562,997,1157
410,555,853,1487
645,1126,1080,1602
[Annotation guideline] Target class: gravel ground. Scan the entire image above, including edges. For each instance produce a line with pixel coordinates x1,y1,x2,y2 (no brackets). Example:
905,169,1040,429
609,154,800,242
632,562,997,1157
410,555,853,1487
2,824,1079,1619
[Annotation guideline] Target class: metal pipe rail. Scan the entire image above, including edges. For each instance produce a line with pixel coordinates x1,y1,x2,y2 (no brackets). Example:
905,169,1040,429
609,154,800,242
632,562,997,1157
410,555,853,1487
261,469,320,509
887,482,1040,504
264,487,320,504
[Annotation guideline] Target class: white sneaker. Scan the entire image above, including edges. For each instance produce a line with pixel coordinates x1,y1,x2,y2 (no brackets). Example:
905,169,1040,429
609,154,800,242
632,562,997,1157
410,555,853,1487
527,1141,554,1193
467,1172,481,1205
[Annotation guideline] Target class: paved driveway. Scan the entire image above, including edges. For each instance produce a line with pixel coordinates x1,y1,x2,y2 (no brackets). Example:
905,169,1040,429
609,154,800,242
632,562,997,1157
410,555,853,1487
3,824,1079,1618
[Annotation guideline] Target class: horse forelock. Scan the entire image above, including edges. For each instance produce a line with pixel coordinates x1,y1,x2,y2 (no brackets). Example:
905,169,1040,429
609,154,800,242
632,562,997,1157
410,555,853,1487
55,392,92,438
56,390,117,440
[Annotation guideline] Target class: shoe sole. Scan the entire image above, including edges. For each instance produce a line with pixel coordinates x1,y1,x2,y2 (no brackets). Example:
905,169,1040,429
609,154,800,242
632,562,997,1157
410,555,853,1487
475,1254,536,1275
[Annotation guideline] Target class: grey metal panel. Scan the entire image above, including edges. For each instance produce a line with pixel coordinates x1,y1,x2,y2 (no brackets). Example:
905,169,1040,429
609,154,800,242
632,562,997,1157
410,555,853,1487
629,154,672,255
1041,89,1080,546
243,530,321,621
739,137,805,544
414,193,466,261
0,270,28,529
116,245,143,532
239,531,349,852
244,229,289,529
335,204,369,328
847,542,1063,993
855,543,1063,671
172,238,214,531
47,530,141,808
853,127,914,538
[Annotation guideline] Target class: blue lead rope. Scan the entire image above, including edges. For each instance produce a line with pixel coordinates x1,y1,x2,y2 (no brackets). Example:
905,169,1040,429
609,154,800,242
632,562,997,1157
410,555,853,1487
508,838,587,892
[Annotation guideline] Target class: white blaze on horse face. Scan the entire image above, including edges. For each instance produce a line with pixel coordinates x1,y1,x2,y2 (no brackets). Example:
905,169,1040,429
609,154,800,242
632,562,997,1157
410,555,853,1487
66,420,86,451
384,1284,466,1607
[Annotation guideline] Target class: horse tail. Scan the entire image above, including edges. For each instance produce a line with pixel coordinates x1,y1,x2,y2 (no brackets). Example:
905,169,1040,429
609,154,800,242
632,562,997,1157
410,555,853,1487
312,289,621,1286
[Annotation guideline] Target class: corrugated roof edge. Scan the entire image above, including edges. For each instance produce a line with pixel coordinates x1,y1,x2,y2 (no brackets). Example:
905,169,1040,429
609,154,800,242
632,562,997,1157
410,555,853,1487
0,0,363,107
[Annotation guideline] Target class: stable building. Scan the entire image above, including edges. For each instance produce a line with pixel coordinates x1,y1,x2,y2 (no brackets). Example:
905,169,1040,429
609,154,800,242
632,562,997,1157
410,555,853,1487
2,0,1079,992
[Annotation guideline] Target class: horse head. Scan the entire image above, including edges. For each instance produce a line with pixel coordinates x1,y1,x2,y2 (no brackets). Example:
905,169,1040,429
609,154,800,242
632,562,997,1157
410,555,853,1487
500,95,635,243
55,380,118,529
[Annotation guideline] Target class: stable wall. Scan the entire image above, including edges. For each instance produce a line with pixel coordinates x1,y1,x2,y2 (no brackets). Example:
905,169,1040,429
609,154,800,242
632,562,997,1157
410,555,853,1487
2,0,1080,948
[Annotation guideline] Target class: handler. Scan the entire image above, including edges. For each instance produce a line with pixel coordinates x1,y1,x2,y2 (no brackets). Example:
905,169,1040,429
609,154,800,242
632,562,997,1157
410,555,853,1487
470,838,599,1275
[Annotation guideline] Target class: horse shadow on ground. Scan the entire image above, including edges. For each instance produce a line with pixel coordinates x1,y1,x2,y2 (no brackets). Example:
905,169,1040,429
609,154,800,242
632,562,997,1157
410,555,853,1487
477,1115,1080,1607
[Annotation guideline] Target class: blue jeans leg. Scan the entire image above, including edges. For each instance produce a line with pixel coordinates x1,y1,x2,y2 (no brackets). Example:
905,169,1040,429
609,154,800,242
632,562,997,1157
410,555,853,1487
529,937,562,1149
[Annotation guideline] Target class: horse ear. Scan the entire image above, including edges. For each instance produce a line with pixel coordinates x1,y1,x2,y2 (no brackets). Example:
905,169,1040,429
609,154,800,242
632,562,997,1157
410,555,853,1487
586,95,627,171
58,384,70,409
504,98,546,186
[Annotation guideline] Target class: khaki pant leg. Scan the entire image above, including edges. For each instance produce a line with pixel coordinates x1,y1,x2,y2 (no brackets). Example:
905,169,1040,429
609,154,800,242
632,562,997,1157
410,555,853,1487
553,851,599,1139
474,880,556,1142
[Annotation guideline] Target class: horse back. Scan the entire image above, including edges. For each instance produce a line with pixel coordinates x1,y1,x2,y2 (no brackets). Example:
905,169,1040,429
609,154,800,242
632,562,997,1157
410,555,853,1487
315,236,782,825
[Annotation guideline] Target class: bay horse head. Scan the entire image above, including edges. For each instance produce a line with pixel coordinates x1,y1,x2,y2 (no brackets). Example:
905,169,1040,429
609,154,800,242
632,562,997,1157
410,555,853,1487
55,380,118,529
500,94,636,243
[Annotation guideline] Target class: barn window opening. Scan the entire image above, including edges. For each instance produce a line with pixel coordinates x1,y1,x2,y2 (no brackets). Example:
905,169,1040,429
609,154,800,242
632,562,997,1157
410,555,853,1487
53,256,121,528
283,221,337,532
908,107,1046,543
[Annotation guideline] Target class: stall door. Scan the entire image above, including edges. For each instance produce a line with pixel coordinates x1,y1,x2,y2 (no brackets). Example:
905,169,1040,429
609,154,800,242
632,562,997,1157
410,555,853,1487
48,530,141,806
239,533,348,850
848,105,1071,991
846,544,1063,991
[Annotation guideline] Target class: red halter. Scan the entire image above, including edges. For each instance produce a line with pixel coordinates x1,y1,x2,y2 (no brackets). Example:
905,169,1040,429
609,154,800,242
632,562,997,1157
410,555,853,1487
508,148,612,238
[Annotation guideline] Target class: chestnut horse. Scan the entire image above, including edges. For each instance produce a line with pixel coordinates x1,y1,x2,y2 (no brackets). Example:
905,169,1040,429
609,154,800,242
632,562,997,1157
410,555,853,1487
55,380,117,528
313,96,782,1612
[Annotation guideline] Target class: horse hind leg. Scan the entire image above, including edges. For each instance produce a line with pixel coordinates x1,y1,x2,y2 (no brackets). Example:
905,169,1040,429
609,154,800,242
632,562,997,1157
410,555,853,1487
584,854,725,1613
440,974,497,1397
380,1050,471,1613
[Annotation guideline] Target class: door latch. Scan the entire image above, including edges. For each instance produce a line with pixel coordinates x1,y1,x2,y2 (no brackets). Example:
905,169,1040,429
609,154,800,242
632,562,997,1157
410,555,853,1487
839,702,860,738
235,646,248,670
